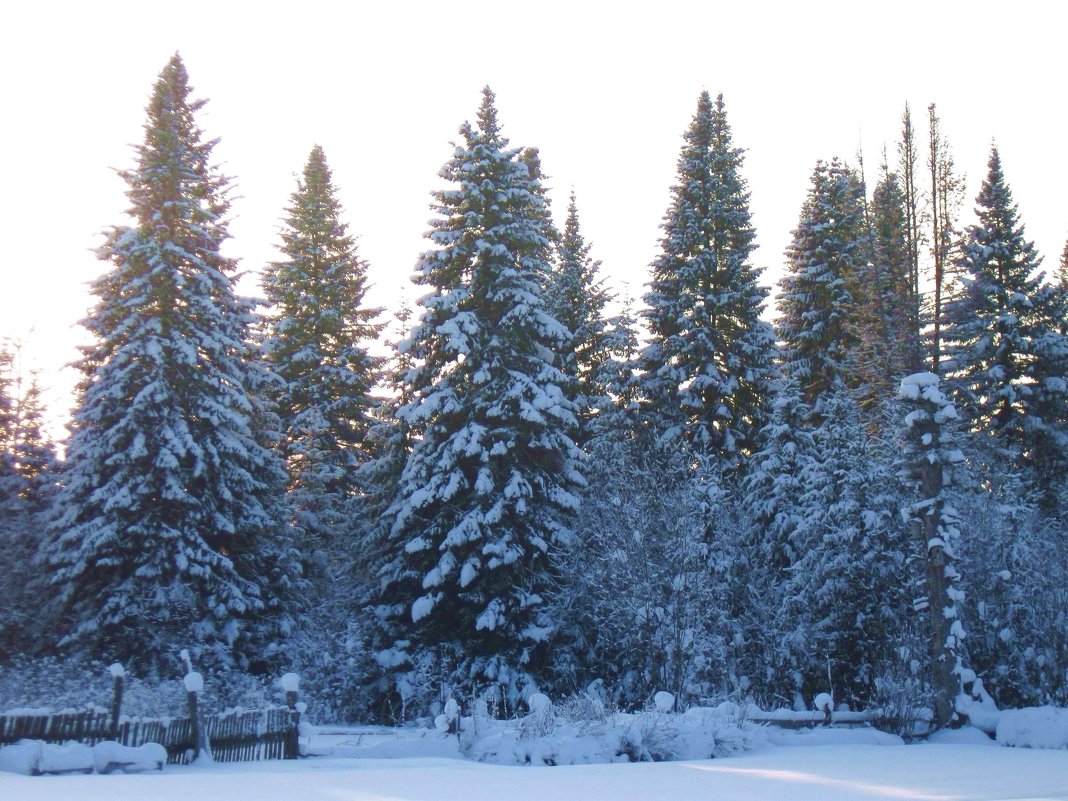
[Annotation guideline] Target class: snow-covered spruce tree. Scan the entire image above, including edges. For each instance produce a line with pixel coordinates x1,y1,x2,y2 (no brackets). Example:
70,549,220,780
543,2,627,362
10,376,57,508
1061,238,1068,287
544,192,619,444
0,345,30,655
361,301,417,540
852,161,916,414
779,386,905,707
942,148,1067,494
0,363,58,658
639,92,777,458
742,376,815,587
48,55,298,672
261,145,384,582
735,376,817,704
258,145,386,719
373,88,583,715
954,485,1068,707
899,372,967,729
1027,279,1068,510
778,158,867,412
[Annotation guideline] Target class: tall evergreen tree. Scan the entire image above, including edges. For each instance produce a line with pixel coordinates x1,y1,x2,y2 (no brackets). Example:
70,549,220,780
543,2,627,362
780,387,902,706
1060,238,1068,288
0,351,57,657
852,159,914,411
942,148,1061,467
261,145,384,573
0,345,30,655
778,158,867,411
639,92,777,458
545,192,627,444
48,55,297,670
0,346,17,498
374,88,583,712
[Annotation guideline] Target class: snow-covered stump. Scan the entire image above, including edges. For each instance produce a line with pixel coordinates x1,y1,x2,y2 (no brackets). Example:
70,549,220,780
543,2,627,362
899,373,967,729
108,663,125,741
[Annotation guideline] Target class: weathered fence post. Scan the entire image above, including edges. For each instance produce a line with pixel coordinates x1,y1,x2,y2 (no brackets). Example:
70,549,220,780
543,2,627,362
280,673,300,759
181,649,210,762
108,663,125,741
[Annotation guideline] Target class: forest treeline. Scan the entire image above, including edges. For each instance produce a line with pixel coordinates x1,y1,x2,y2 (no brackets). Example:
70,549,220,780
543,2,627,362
2,54,1067,728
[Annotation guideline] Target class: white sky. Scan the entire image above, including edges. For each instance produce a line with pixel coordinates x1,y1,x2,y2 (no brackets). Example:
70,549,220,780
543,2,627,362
2,0,1066,433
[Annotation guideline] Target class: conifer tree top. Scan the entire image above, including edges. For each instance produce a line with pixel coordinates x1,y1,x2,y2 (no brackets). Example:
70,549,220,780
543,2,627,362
638,90,774,456
1059,237,1068,289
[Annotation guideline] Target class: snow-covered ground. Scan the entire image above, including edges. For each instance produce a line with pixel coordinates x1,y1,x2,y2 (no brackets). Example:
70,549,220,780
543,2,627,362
3,731,1068,801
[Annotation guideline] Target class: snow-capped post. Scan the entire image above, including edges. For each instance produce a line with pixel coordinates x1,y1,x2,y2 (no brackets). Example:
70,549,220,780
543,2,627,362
280,672,300,710
107,663,125,740
444,697,460,737
899,373,967,729
280,673,301,758
813,692,833,725
180,649,210,761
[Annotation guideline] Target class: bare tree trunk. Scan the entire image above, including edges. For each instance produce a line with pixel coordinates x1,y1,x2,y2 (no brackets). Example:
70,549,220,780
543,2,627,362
899,104,922,372
901,374,965,730
929,104,943,374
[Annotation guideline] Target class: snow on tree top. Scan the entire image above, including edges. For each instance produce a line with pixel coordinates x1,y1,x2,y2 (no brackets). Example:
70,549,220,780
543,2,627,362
899,372,940,398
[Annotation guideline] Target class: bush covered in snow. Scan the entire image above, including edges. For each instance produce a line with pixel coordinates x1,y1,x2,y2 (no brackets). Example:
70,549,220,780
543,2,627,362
455,694,765,766
996,706,1068,750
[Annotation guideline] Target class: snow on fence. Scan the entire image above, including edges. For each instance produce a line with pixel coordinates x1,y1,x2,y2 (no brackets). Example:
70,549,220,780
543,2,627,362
0,663,302,765
0,705,300,764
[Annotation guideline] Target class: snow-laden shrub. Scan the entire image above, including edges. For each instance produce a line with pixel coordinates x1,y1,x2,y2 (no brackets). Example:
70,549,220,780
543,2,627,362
555,689,610,736
459,692,763,766
616,710,678,762
871,673,932,740
518,693,555,740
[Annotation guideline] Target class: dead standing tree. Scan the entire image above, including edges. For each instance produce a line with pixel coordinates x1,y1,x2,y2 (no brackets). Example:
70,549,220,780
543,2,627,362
899,373,968,729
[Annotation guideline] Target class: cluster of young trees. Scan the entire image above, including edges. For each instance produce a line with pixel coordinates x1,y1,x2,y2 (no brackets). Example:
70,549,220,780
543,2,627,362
2,55,1067,727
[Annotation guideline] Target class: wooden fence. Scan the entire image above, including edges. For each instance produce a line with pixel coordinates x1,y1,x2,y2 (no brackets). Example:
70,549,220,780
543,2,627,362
0,705,300,764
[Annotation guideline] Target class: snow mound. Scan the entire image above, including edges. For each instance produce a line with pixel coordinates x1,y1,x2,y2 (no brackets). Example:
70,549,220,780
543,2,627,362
0,740,166,775
0,740,42,775
0,741,95,775
927,726,997,746
764,726,903,748
92,741,167,773
996,707,1068,750
39,741,94,774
